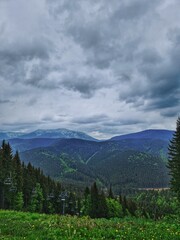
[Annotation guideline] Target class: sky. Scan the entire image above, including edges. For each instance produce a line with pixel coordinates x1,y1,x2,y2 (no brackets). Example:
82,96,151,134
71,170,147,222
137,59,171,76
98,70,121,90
0,0,179,139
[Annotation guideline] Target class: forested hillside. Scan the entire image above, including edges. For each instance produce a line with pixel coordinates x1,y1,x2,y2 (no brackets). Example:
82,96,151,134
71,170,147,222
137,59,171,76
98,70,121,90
19,138,170,191
0,141,63,213
1,129,173,192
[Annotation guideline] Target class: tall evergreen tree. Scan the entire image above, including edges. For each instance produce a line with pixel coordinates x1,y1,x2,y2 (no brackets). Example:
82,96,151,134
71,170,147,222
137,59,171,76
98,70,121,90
108,185,114,199
90,182,99,218
167,117,180,202
14,192,24,211
98,191,108,218
13,151,23,192
29,183,44,213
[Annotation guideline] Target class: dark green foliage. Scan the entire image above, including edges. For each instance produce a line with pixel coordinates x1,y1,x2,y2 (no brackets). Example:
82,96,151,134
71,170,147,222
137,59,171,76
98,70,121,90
14,130,172,191
29,183,44,213
14,192,24,211
0,141,92,216
0,141,64,213
106,198,123,218
20,147,169,192
3,129,174,192
1,141,179,220
82,182,122,219
167,117,180,202
119,195,137,217
135,190,178,219
108,185,114,199
89,182,99,218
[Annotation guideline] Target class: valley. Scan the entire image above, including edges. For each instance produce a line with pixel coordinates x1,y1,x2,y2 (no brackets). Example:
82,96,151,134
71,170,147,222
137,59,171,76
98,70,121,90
0,128,174,193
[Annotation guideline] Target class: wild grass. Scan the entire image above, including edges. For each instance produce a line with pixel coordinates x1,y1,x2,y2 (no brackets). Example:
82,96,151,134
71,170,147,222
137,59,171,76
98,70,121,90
0,210,179,240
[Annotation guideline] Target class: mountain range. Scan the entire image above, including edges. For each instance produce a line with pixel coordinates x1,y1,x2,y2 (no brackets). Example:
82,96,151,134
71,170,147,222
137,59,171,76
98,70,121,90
0,128,97,141
0,128,174,192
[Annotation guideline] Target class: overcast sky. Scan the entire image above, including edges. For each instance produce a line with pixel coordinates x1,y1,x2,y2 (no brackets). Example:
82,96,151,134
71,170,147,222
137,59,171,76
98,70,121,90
0,0,179,139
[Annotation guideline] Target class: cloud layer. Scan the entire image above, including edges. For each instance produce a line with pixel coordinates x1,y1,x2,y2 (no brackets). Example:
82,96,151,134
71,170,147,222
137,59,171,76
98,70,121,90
0,0,179,138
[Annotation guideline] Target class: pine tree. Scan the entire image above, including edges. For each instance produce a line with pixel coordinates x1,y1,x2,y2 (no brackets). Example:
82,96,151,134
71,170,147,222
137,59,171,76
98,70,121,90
90,182,99,218
82,187,91,216
108,185,114,199
13,151,23,192
167,117,180,202
98,191,108,218
14,192,24,211
29,183,44,212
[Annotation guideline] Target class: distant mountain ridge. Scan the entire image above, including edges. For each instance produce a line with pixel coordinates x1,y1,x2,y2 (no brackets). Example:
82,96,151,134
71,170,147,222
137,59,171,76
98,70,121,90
110,129,174,141
0,128,97,141
1,128,174,191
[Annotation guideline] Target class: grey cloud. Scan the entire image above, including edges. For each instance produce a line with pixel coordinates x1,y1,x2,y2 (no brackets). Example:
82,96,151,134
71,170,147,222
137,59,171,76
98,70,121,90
118,33,180,112
111,0,157,21
146,96,179,111
73,114,109,125
117,74,131,83
25,65,53,89
61,73,109,98
160,108,179,118
140,50,180,111
0,0,180,138
41,116,54,122
69,25,118,69
2,121,42,131
0,41,49,65
103,118,145,127
66,0,158,70
0,44,52,93
138,48,162,65
26,98,38,106
0,99,11,104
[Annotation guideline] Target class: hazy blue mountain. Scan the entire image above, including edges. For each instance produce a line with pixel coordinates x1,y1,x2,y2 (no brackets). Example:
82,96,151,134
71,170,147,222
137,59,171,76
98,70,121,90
0,128,97,141
9,138,58,152
110,129,174,141
0,132,24,139
20,129,97,141
20,143,169,191
2,129,173,191
4,129,173,165
19,131,172,190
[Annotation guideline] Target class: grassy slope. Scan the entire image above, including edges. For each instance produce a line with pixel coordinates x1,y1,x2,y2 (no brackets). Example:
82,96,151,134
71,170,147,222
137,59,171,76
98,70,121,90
0,210,179,240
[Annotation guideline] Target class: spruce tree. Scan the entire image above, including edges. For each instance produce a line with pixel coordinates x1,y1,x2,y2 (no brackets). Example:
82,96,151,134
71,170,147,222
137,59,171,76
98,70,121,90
98,191,108,218
14,192,24,211
108,185,114,199
13,151,23,192
90,182,99,218
167,117,180,202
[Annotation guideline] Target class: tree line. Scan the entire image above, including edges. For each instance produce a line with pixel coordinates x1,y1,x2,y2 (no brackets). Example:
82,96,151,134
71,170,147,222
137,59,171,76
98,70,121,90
0,141,66,213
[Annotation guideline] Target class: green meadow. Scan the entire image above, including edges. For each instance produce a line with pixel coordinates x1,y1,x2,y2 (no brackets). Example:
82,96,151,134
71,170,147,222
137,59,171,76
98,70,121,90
0,210,179,240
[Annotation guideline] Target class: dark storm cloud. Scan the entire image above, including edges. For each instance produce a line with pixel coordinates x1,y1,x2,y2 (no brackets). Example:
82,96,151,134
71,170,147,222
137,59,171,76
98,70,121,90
1,0,180,137
160,108,179,118
66,0,159,70
0,99,11,104
0,42,51,88
61,75,106,98
146,96,179,111
111,0,157,20
0,41,49,64
136,34,180,110
138,48,162,65
116,26,180,112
